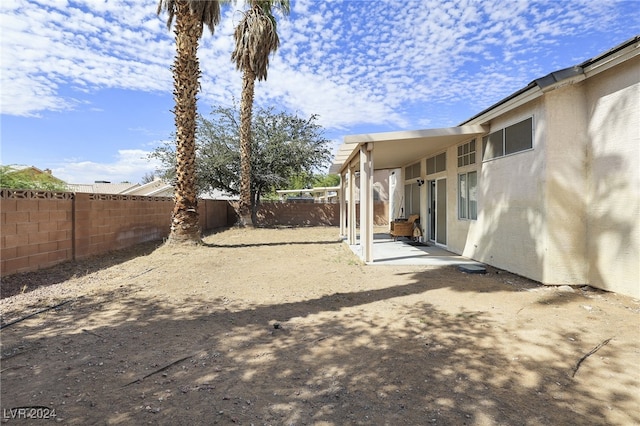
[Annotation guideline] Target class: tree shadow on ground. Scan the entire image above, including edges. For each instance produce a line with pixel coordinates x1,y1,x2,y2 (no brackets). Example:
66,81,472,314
0,241,163,299
203,240,342,249
2,270,636,425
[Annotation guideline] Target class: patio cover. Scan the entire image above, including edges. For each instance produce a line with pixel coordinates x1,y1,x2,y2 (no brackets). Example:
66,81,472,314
331,125,486,262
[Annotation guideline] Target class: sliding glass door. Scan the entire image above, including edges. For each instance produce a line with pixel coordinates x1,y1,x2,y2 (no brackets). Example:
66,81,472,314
428,178,447,245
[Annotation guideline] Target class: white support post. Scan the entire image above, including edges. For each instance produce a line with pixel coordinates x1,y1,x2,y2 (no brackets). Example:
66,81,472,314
366,143,374,262
360,143,374,262
339,171,346,237
348,164,357,245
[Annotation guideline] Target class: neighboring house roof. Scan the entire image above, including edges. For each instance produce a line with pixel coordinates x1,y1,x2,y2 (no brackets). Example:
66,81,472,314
66,178,236,199
4,165,66,184
276,186,341,201
66,182,140,194
121,179,174,197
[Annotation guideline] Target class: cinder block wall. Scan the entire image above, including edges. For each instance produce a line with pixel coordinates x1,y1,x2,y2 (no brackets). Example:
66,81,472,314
73,193,174,260
257,201,339,226
0,190,234,277
200,199,237,230
1,191,74,275
256,201,389,227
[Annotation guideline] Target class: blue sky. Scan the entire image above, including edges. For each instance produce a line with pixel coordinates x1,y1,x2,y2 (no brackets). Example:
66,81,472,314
1,0,638,184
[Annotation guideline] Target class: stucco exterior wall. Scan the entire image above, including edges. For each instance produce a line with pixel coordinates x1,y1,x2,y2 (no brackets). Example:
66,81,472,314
455,55,639,298
541,84,590,284
447,144,476,255
461,101,546,282
584,56,640,298
352,169,391,202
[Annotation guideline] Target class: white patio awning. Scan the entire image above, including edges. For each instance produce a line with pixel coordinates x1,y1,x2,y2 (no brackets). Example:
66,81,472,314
330,124,487,174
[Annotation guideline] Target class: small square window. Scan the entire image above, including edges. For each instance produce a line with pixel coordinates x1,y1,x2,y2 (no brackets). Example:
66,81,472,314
457,139,476,167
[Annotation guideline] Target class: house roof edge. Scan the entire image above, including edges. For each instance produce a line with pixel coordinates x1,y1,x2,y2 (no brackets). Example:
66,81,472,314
459,35,639,126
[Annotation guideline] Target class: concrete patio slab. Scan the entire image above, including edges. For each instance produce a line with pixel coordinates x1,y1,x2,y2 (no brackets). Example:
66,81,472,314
347,233,486,267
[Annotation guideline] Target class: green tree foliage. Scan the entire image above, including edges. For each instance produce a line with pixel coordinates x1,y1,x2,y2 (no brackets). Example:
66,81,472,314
312,174,340,188
151,105,332,221
0,166,67,191
281,172,339,191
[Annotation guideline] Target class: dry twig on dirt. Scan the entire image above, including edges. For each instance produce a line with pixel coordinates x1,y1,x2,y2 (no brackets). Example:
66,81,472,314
0,300,71,330
122,353,197,387
572,337,612,377
82,329,105,339
0,365,27,374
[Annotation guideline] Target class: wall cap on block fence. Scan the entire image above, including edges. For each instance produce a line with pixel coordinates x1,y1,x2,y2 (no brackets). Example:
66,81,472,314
1,188,74,200
88,193,173,202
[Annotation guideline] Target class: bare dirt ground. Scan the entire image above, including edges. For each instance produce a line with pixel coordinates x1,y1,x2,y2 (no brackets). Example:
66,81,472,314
1,226,639,425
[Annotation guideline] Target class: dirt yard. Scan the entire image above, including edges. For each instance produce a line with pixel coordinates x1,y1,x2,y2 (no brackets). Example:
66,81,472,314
1,226,639,425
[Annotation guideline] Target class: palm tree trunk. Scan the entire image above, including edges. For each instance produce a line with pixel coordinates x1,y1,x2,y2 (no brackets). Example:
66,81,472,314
238,68,256,227
169,0,202,243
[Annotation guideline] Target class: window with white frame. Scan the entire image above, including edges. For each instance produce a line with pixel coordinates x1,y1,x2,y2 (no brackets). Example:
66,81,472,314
482,117,533,161
457,139,476,167
458,171,477,220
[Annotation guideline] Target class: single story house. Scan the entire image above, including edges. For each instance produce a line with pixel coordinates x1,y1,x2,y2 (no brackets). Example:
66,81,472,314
1,165,67,187
331,36,639,299
65,178,173,196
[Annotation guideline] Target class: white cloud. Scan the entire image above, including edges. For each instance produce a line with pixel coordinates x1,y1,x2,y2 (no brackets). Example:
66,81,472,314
0,0,175,116
1,0,638,133
53,149,161,184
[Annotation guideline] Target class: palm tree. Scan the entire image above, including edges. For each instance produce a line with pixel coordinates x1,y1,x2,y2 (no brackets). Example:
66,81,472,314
157,0,221,243
231,0,290,226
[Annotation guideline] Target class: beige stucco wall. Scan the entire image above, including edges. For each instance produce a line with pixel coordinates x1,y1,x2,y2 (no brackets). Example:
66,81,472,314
446,145,475,254
584,56,640,298
447,55,639,299
541,83,590,284
458,101,547,282
453,57,639,298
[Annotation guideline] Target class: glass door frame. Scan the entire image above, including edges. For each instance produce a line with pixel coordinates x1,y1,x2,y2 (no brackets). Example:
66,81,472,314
428,178,447,246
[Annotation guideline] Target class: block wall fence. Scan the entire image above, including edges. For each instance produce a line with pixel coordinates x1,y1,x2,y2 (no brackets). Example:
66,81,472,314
1,189,389,277
256,200,388,228
0,190,232,277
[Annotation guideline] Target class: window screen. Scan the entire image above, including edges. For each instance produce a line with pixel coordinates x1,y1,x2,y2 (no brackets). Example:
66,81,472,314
458,174,467,218
482,129,504,161
426,157,435,175
405,162,421,180
427,152,446,175
468,171,477,219
482,117,533,161
505,117,533,155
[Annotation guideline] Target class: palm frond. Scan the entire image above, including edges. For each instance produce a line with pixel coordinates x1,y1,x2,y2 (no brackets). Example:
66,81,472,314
157,0,222,34
231,6,280,81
